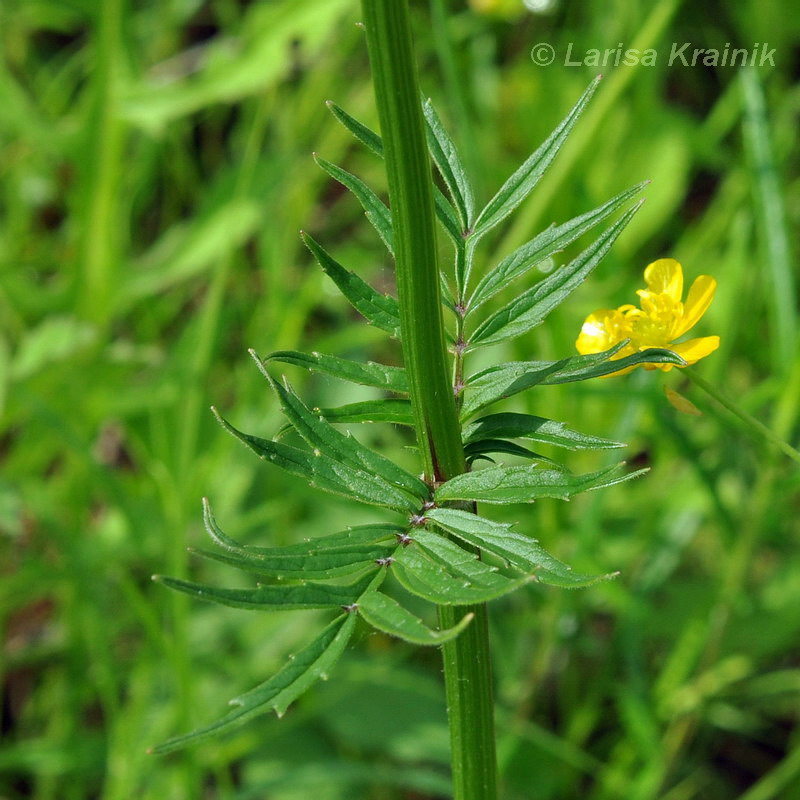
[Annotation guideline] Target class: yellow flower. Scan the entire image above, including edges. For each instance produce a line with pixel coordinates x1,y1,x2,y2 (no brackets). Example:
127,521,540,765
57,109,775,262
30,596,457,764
576,258,720,373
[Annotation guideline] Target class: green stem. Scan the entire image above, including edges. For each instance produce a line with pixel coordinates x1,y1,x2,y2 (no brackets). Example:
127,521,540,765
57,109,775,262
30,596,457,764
683,367,800,464
361,3,498,798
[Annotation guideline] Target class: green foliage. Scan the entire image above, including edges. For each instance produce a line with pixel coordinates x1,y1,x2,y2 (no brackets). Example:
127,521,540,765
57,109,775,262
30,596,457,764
150,73,671,752
6,1,798,796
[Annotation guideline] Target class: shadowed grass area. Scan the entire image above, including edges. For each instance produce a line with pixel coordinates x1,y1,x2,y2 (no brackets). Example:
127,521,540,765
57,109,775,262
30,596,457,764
1,1,798,798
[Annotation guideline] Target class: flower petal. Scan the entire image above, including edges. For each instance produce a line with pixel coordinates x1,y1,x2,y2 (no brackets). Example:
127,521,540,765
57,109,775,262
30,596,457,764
643,258,683,302
674,275,717,336
575,309,633,355
671,336,720,365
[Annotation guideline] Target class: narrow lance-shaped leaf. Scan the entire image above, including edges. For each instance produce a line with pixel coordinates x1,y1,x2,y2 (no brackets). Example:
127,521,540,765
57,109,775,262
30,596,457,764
538,347,685,384
302,232,401,337
314,153,394,253
315,399,414,427
464,438,557,465
459,344,685,420
425,507,618,589
326,100,463,245
459,356,576,421
435,461,647,505
469,201,642,348
212,407,419,512
470,76,601,241
462,412,625,451
468,181,648,312
357,590,473,645
152,572,377,612
423,98,475,229
326,100,384,157
265,349,409,394
189,544,396,579
392,541,530,604
149,613,357,754
411,528,505,586
202,498,403,556
259,364,428,499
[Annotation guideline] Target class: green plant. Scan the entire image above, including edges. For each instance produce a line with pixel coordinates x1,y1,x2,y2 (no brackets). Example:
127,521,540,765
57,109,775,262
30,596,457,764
151,1,692,796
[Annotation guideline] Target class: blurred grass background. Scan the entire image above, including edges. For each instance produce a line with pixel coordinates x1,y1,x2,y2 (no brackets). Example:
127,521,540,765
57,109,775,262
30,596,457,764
1,0,799,798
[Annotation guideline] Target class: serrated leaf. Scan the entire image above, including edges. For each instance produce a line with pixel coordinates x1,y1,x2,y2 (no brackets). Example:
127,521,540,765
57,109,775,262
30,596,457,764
202,499,403,556
462,412,625,451
434,461,647,505
316,399,414,426
468,182,647,312
302,233,401,337
259,368,428,499
326,100,462,245
538,346,686,384
469,202,642,348
153,572,376,611
326,100,384,157
423,99,474,229
425,508,617,588
392,541,529,604
464,438,553,464
459,344,685,420
357,590,473,645
410,529,503,586
149,613,357,753
314,154,394,253
212,407,418,512
470,76,601,241
265,350,408,394
191,542,396,580
459,358,571,420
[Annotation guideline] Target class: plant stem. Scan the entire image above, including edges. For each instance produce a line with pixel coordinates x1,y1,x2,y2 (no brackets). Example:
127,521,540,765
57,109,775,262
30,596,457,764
361,3,498,798
683,367,800,465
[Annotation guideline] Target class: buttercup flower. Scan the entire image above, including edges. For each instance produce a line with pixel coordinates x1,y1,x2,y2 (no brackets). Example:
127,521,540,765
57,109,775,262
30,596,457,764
576,258,719,373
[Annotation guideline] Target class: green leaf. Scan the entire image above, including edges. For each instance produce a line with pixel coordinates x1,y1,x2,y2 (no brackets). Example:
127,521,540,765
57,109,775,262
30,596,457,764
459,345,685,420
314,154,394,253
190,544,395,579
316,399,414,426
149,613,357,753
265,350,408,394
392,541,529,604
357,590,473,645
259,365,428,499
459,358,570,421
469,201,642,348
153,572,377,612
326,100,384,157
537,347,686,384
425,508,617,588
212,407,419,512
410,529,506,586
434,461,647,505
326,100,462,245
464,438,551,464
302,232,401,337
423,98,474,229
468,182,648,312
202,499,403,556
462,413,625,451
470,76,601,241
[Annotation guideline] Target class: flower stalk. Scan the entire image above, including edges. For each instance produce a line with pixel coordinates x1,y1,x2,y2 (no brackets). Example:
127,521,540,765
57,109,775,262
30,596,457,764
683,367,800,465
361,2,498,797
